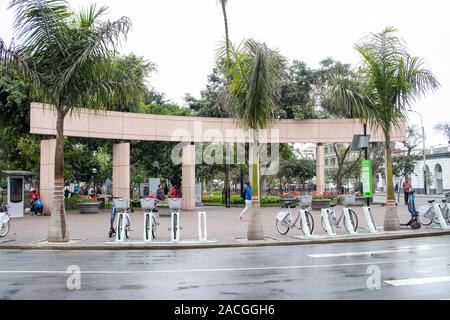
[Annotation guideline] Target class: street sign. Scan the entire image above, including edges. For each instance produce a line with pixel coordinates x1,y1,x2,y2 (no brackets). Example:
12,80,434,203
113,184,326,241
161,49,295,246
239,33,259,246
350,134,370,152
361,160,373,198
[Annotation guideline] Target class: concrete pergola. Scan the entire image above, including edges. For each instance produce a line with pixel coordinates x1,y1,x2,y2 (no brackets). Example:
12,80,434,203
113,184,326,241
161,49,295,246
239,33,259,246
30,103,406,214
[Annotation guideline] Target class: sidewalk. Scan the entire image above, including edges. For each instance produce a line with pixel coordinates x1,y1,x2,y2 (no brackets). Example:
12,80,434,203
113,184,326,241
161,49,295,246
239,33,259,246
1,204,449,250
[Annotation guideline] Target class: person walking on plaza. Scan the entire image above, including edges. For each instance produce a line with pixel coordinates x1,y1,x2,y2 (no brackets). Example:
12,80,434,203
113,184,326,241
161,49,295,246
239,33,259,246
238,182,252,221
402,179,412,205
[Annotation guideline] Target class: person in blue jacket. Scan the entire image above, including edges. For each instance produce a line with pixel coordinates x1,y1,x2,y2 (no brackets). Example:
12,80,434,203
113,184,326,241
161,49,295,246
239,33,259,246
238,182,252,221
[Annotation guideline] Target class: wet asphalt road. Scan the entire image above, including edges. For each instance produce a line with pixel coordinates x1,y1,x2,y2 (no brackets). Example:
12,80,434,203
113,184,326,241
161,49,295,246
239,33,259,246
0,236,449,300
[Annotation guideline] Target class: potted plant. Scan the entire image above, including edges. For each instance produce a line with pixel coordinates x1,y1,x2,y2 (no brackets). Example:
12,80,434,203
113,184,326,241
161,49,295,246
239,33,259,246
77,196,101,214
280,192,298,208
311,192,332,210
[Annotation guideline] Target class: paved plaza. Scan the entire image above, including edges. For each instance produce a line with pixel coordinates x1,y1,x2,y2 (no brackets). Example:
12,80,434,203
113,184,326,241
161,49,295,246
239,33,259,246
1,199,449,249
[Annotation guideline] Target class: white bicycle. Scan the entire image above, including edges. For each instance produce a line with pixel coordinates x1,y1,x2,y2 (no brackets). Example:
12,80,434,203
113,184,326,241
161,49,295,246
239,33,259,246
0,201,11,237
276,197,314,236
113,198,132,241
141,198,159,240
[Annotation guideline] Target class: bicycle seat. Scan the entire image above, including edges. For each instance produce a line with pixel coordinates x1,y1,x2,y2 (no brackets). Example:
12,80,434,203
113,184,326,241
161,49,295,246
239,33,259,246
330,204,337,208
442,199,447,203
428,200,435,204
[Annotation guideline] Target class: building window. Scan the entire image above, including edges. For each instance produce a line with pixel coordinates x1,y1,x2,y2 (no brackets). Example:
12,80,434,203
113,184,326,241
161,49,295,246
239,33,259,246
325,159,329,166
331,158,336,166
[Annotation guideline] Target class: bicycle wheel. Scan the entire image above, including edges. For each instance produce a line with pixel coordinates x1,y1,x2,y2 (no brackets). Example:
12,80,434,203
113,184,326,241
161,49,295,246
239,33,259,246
300,211,314,234
125,216,130,239
117,214,123,240
152,215,157,239
276,217,290,235
418,210,433,226
320,216,327,232
433,213,441,224
173,213,178,239
145,214,150,240
344,209,358,232
0,221,10,237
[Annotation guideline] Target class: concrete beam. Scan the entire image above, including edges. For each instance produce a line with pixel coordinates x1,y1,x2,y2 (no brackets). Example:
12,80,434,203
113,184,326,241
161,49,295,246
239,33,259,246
30,103,407,143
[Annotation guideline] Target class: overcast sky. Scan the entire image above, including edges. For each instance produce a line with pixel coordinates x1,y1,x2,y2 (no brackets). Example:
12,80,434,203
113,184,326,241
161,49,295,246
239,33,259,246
1,0,449,147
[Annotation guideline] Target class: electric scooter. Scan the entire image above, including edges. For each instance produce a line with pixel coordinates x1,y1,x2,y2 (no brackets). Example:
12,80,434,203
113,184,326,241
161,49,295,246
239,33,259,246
400,190,421,229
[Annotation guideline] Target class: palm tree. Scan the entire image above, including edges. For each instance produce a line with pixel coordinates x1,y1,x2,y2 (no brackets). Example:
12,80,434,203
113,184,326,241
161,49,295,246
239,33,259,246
0,0,146,242
218,39,286,240
434,122,450,145
324,27,439,231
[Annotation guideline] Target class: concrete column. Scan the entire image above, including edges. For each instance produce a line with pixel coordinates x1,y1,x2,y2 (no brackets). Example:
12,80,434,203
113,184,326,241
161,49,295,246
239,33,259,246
182,143,196,211
40,139,56,215
316,143,325,193
112,143,130,199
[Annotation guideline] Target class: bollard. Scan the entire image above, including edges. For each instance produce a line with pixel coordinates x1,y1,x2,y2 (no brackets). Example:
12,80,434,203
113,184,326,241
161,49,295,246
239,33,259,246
432,203,450,229
115,211,126,242
321,208,336,236
171,210,180,242
143,212,153,242
342,207,357,235
299,209,312,238
362,206,378,233
198,211,207,241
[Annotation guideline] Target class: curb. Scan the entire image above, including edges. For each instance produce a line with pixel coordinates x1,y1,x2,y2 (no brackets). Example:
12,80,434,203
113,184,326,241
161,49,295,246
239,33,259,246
1,230,450,251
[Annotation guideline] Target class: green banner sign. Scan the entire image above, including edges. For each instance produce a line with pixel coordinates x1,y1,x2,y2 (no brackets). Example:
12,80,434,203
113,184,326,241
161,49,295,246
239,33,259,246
361,159,373,198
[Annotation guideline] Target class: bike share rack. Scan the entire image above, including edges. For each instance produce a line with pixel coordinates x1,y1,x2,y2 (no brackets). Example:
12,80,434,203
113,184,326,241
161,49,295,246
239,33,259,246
198,211,208,241
299,195,313,238
362,206,378,233
432,203,450,229
169,198,182,242
342,207,357,235
141,198,157,242
299,209,312,238
113,198,129,242
321,208,336,236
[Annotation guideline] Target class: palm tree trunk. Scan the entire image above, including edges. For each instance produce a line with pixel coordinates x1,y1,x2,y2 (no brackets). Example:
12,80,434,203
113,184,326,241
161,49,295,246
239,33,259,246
48,107,69,242
225,162,231,207
221,0,230,53
383,134,400,231
248,130,264,240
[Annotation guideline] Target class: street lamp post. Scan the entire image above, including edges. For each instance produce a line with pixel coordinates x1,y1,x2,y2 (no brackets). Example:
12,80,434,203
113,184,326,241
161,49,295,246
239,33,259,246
410,110,427,195
91,168,97,196
152,161,160,178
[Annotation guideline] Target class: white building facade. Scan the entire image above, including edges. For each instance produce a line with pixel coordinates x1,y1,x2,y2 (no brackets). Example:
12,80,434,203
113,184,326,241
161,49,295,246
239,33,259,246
410,146,450,194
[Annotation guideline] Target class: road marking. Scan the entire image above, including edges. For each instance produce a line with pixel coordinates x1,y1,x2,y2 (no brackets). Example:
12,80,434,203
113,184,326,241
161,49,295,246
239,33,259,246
307,245,432,258
0,257,446,275
385,276,450,287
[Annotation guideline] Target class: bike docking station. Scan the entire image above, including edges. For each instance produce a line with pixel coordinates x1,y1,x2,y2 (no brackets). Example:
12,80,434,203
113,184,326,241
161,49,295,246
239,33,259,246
141,198,157,242
432,203,450,230
293,195,317,240
169,198,182,242
321,208,337,236
113,198,130,243
362,206,378,233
